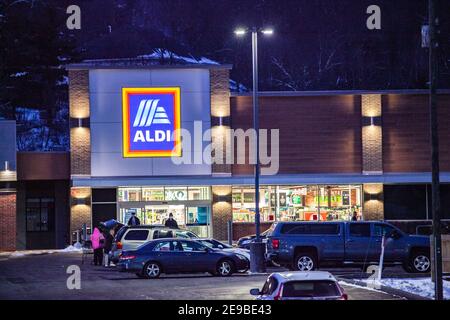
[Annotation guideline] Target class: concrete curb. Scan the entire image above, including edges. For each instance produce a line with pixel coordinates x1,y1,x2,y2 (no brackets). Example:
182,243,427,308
337,277,432,300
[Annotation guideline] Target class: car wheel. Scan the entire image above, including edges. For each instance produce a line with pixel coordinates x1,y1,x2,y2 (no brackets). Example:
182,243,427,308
216,259,234,277
294,252,317,271
409,251,431,273
143,261,162,279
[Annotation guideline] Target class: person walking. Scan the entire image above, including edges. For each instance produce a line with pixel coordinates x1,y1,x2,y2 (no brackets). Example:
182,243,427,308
103,229,115,267
127,212,141,226
91,227,104,266
164,212,179,229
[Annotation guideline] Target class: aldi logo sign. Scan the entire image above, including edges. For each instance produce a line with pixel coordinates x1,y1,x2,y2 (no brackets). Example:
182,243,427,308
122,88,181,157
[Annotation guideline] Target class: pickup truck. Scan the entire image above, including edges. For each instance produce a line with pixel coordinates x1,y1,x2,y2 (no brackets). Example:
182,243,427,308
266,221,431,273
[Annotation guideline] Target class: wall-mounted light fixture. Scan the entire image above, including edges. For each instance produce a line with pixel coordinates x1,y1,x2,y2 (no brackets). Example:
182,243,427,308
213,115,230,127
217,195,229,202
70,117,90,128
73,197,89,206
362,116,381,127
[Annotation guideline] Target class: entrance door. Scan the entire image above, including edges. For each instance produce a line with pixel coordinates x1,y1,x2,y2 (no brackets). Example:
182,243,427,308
144,205,185,226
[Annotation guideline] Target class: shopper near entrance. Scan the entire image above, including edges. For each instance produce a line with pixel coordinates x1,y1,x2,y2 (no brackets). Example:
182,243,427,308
351,211,358,221
103,229,115,267
127,212,141,226
91,227,104,266
165,212,179,229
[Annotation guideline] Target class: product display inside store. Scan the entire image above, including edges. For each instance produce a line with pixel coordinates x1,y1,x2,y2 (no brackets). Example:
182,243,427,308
232,185,362,223
117,186,212,237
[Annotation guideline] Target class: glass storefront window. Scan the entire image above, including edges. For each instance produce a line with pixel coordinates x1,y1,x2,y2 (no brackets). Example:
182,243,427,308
164,187,188,201
188,187,210,200
118,188,141,202
142,187,164,201
232,185,362,223
118,186,210,202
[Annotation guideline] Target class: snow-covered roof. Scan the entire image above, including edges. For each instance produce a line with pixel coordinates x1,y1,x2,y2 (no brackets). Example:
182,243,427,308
66,49,232,70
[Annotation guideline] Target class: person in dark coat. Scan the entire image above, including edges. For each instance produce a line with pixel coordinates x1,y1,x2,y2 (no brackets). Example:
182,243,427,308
351,211,358,221
127,212,141,226
103,229,115,267
164,212,179,229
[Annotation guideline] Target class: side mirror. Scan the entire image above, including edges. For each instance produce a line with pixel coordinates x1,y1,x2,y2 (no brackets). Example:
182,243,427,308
250,288,260,296
218,245,224,249
389,230,402,240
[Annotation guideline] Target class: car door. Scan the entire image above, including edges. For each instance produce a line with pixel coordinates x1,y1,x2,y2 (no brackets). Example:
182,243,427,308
152,240,183,273
345,223,375,262
372,223,405,262
179,240,211,272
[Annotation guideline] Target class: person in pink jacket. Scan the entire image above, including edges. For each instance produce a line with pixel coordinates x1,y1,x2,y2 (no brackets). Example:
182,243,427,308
91,227,104,266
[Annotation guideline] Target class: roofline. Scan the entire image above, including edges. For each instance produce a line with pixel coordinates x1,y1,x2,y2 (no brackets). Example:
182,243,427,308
231,89,450,97
65,61,233,71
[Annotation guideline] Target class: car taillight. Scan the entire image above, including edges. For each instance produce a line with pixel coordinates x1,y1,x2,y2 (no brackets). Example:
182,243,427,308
274,284,283,300
116,242,123,250
271,239,280,249
338,293,348,300
337,284,348,300
119,255,136,261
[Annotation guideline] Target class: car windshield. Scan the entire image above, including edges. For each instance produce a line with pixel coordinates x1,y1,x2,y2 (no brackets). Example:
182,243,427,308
175,230,198,238
282,280,340,298
199,240,231,249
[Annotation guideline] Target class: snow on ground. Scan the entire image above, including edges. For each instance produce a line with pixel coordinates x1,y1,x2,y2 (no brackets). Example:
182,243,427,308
338,281,390,294
0,246,82,259
362,278,450,300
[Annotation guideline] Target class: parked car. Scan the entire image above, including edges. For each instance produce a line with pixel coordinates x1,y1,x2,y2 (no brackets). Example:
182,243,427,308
110,225,198,263
117,238,249,278
266,221,431,273
250,271,347,300
196,238,250,262
237,228,272,249
236,227,280,267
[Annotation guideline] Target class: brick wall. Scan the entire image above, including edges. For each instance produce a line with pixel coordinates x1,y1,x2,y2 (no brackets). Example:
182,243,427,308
0,193,16,251
70,187,92,237
69,70,91,175
210,69,232,175
232,222,272,241
211,186,232,241
361,94,383,174
362,184,384,220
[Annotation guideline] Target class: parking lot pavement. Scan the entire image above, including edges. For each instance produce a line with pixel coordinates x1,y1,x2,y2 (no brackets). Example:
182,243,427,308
0,252,402,300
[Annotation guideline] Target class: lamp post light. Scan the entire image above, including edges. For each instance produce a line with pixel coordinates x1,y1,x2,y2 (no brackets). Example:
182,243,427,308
235,26,273,273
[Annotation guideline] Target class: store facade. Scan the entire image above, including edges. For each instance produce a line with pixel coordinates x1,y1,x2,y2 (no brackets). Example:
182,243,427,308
63,58,450,244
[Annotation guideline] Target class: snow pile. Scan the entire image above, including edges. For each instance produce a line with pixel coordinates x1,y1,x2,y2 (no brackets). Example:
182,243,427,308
137,49,219,65
362,278,450,300
0,246,82,258
62,245,83,252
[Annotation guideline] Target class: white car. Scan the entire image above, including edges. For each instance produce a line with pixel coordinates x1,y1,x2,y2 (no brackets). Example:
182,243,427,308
250,271,348,300
111,225,198,263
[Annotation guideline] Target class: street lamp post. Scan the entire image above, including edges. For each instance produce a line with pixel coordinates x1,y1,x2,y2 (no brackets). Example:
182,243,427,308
235,26,273,273
428,0,443,301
